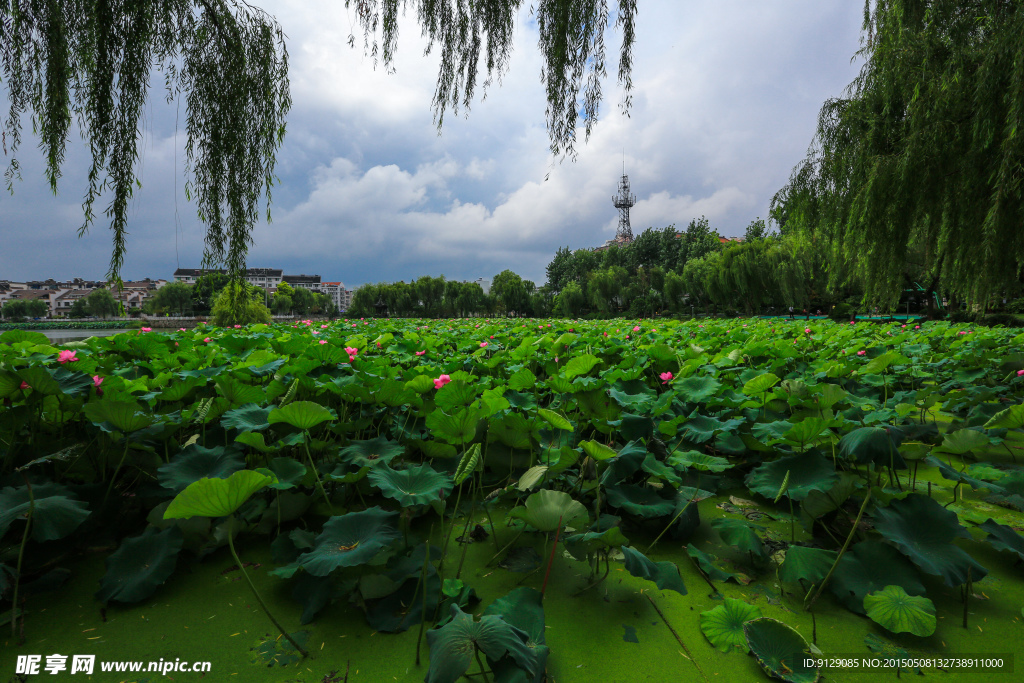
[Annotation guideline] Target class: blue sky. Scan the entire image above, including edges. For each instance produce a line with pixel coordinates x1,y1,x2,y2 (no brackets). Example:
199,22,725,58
0,2,865,288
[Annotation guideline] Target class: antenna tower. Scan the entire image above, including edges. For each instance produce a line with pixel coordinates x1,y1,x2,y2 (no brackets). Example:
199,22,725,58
612,169,637,242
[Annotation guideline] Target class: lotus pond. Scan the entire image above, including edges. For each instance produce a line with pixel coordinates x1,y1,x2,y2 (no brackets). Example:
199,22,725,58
1,319,1023,682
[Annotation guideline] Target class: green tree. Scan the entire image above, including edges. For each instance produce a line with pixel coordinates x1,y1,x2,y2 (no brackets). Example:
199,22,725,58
192,272,230,314
291,287,316,316
68,298,89,317
744,217,768,242
682,216,719,262
416,275,446,317
490,270,529,316
546,246,573,292
271,294,292,315
555,280,587,317
772,0,1024,307
25,299,49,318
86,289,120,318
1,300,28,319
150,282,193,316
211,283,271,326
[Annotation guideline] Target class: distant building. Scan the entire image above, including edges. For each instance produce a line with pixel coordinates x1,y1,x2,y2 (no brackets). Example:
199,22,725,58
173,267,283,288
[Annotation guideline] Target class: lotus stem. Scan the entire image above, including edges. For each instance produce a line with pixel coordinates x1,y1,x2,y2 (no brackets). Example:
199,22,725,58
486,527,524,567
646,594,707,682
474,647,491,683
303,436,334,515
11,474,34,639
540,515,563,600
805,487,872,612
415,538,431,666
226,517,308,658
103,439,131,507
963,566,972,629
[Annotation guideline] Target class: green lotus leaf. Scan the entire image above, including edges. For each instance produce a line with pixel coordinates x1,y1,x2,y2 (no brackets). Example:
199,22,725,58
811,383,847,409
838,426,906,467
82,399,154,433
641,454,682,486
426,405,485,445
15,367,62,396
157,376,206,402
221,403,273,432
507,368,537,391
925,456,1004,492
781,418,832,450
268,400,336,431
700,597,762,653
516,465,548,492
599,440,648,484
580,439,619,461
711,518,766,560
674,375,722,403
604,484,675,519
215,378,266,406
978,518,1024,560
339,435,405,468
564,354,600,380
744,618,819,683
267,457,307,490
0,370,23,398
235,432,277,453
620,545,687,595
564,526,630,560
829,540,927,615
0,329,50,345
507,489,589,532
247,358,287,377
434,381,480,411
668,449,733,473
157,444,245,493
490,412,533,449
862,351,908,375
686,544,743,584
291,573,344,625
537,408,571,431
482,585,546,645
863,585,936,637
50,368,95,397
778,546,837,585
743,372,780,397
746,451,838,502
425,605,538,683
799,474,861,531
933,428,990,456
96,526,183,604
608,387,654,411
873,494,988,587
984,404,1024,430
164,470,274,519
0,485,90,542
272,507,400,578
679,414,743,443
368,463,453,507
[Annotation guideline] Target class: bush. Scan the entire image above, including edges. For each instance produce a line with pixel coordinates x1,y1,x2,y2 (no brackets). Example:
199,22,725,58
829,303,853,321
976,313,1024,328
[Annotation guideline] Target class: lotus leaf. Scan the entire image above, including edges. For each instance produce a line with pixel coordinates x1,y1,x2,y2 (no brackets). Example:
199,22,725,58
157,444,246,493
838,426,906,467
507,489,588,532
537,408,571,431
563,354,600,379
778,546,837,586
829,540,928,615
978,518,1024,560
0,484,90,542
425,605,538,683
96,526,183,604
674,375,722,403
268,400,335,430
273,507,400,578
604,484,675,519
164,470,274,519
746,451,838,501
711,518,766,559
744,618,819,682
339,435,405,468
700,597,762,653
368,463,453,507
686,544,743,584
863,585,936,637
873,494,988,587
221,403,272,432
619,545,687,595
267,457,307,490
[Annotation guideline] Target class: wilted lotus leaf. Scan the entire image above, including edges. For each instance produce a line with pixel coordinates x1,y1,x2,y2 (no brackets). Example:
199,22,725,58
743,617,819,683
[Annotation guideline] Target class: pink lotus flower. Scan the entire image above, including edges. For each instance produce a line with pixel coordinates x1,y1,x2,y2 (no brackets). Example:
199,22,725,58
633,326,641,332
1018,370,1024,377
660,371,673,384
58,350,77,364
203,337,211,343
93,375,103,387
312,330,319,335
625,335,630,339
841,350,846,354
804,328,811,334
914,325,920,329
319,340,327,345
349,355,356,362
345,346,358,356
179,328,187,331
20,381,29,390
857,350,866,356
364,322,369,325
321,324,328,329
234,325,241,329
489,335,495,339
416,350,426,356
603,332,608,337
174,342,179,346
141,327,152,332
901,324,907,328
434,374,451,390
480,342,488,348
850,321,855,325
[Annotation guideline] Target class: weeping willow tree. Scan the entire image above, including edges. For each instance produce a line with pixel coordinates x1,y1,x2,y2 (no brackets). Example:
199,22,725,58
0,0,291,283
771,0,1024,308
1,1,636,285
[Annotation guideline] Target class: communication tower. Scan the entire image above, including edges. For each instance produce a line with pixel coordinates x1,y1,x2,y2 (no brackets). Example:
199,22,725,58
612,172,637,242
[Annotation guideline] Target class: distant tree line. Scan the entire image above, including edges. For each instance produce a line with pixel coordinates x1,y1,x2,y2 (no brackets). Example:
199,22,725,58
347,273,555,318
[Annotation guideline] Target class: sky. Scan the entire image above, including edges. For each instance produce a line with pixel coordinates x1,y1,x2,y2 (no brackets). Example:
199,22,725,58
0,2,866,288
